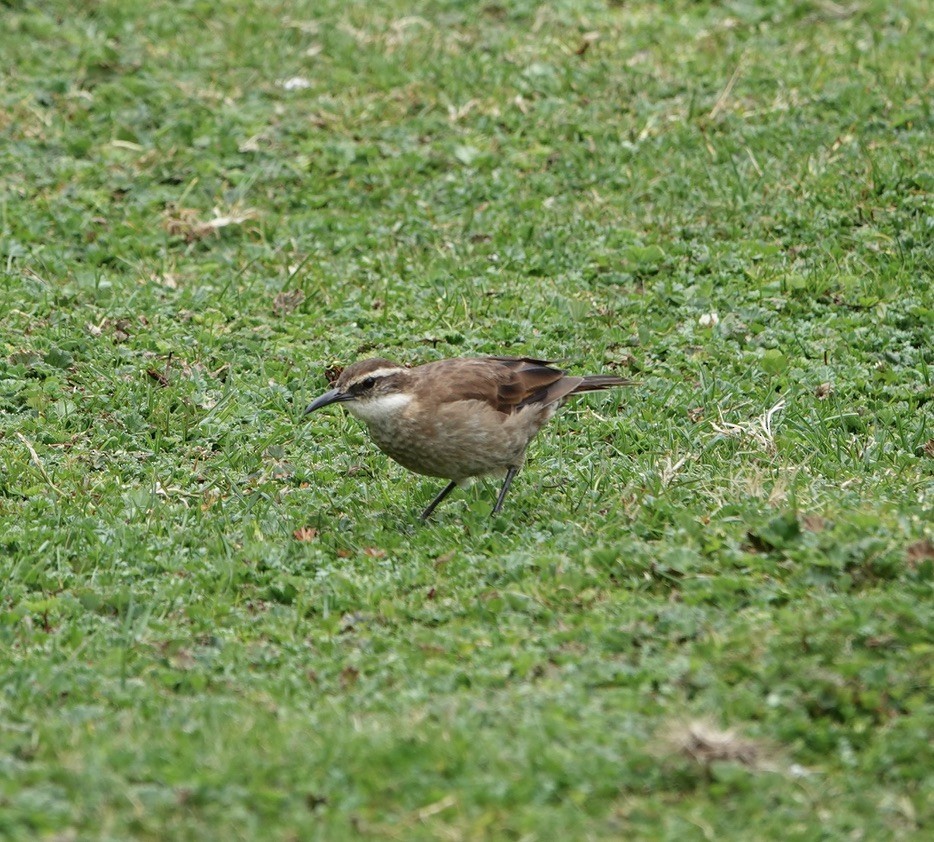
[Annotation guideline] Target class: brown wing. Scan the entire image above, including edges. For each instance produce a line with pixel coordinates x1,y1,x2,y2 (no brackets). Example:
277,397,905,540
472,358,636,410
489,357,571,413
413,357,569,415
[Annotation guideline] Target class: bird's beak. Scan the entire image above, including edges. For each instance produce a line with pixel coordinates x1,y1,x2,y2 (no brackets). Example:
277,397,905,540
304,388,353,415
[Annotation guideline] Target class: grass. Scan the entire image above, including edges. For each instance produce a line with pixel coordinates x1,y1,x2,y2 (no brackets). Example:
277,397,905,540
1,0,932,838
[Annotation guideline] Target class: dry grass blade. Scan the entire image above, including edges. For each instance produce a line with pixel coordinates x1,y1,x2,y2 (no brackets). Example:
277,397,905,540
709,399,787,453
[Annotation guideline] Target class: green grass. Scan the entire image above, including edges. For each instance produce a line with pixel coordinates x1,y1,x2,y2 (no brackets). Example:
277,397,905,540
1,0,932,838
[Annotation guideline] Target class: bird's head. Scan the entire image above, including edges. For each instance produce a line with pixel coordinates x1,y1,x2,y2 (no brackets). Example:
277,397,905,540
304,358,412,423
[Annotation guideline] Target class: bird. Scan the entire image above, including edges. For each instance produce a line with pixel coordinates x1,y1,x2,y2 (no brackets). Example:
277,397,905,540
304,356,635,519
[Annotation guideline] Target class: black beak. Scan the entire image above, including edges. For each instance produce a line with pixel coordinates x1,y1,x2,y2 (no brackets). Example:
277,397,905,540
304,388,353,416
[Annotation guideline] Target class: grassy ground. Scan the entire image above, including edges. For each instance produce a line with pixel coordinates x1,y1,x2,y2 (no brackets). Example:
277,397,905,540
1,0,932,838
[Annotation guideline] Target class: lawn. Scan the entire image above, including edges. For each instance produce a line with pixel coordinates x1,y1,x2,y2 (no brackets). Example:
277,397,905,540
1,0,932,839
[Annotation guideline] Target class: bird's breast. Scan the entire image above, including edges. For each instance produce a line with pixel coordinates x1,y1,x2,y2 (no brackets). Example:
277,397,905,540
360,398,552,481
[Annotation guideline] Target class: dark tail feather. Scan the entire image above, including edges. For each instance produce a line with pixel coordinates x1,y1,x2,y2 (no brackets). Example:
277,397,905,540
571,375,638,394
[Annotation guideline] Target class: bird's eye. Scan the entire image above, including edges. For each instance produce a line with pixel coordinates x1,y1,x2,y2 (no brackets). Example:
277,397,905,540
360,377,376,390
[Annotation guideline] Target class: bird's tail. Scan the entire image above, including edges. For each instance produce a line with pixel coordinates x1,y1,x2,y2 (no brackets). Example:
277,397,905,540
571,374,638,393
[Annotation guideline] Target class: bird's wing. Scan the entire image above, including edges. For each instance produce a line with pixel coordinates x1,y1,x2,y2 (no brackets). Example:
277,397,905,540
414,357,569,415
485,359,634,410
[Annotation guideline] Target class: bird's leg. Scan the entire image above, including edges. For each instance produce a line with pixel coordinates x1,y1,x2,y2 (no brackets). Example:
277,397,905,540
491,467,519,516
419,480,458,521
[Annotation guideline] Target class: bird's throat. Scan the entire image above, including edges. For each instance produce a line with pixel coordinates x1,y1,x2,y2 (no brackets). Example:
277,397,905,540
346,392,414,425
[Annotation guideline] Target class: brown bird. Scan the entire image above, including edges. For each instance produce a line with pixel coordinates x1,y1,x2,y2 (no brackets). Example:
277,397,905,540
304,356,634,519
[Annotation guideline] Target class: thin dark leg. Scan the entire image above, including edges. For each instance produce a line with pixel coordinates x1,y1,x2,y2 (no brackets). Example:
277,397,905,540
491,467,519,516
420,480,458,521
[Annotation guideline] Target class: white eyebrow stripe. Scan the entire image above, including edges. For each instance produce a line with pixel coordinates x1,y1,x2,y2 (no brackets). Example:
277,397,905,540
347,367,407,385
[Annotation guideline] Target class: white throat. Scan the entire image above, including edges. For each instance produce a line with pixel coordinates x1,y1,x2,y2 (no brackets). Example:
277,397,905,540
347,392,412,425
